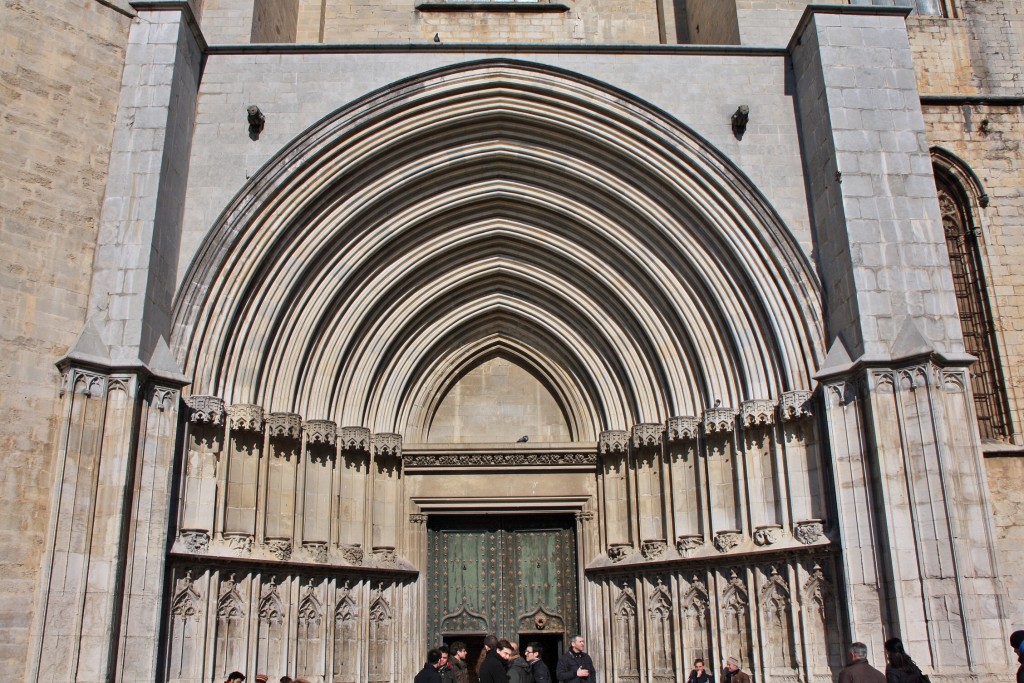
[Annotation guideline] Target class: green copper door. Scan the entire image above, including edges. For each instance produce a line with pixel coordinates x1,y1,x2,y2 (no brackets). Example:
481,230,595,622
427,515,579,648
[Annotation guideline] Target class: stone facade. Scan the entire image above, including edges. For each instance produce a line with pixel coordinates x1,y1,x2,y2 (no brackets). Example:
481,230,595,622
2,0,1023,682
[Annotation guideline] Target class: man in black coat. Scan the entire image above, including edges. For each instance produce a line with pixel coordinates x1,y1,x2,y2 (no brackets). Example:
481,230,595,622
415,649,443,683
525,641,552,683
479,638,514,683
555,635,596,683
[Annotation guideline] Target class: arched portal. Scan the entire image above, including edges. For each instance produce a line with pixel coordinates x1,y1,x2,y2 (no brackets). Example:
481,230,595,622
165,60,837,683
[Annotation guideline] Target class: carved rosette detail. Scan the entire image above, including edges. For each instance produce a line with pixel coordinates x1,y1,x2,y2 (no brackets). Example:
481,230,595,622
373,546,397,566
713,531,742,553
667,416,700,442
225,534,254,554
676,534,704,556
180,529,210,553
794,520,825,545
631,423,663,449
340,426,371,452
372,433,402,458
186,395,225,425
607,543,632,562
304,542,328,562
599,430,629,454
226,404,264,432
703,408,736,433
753,525,783,546
266,539,292,561
340,544,364,565
741,399,777,427
780,390,813,421
266,412,302,439
304,420,337,446
641,539,667,560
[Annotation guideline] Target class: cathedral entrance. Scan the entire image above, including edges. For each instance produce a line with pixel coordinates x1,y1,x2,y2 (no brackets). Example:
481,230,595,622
427,514,578,673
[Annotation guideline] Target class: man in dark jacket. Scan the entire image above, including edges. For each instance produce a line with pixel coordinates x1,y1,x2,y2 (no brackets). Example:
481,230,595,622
555,635,595,683
525,642,552,683
479,638,513,683
837,643,885,683
415,649,443,683
449,641,469,683
1011,630,1024,683
722,657,750,683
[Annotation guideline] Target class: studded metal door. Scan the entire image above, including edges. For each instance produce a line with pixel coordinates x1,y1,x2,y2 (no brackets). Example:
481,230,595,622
427,515,578,647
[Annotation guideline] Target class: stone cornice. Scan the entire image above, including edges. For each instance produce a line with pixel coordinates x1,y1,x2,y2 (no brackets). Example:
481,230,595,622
403,444,598,470
813,350,978,384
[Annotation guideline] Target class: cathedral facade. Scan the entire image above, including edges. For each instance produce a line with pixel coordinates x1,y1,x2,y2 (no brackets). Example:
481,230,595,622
2,1,1023,682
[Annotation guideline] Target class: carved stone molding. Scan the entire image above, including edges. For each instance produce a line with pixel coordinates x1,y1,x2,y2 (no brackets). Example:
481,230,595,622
151,386,179,411
703,408,736,434
741,399,776,427
780,390,813,421
939,368,967,393
304,419,337,446
608,543,632,562
405,452,597,467
575,510,595,522
824,381,858,407
63,369,107,398
753,524,783,547
226,404,264,432
180,529,210,553
713,530,742,553
632,423,663,449
640,539,667,560
303,542,328,563
267,412,302,439
676,534,704,556
340,544,364,565
373,546,397,566
340,426,371,452
372,433,402,458
186,395,225,425
666,416,700,442
266,539,292,561
409,513,428,524
225,533,254,554
794,520,825,545
599,430,629,454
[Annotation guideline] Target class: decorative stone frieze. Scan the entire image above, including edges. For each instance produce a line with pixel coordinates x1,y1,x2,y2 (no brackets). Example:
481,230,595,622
372,433,402,458
632,423,663,449
340,426,371,452
780,390,813,421
794,520,825,545
599,430,629,454
303,542,328,562
266,539,292,561
405,452,597,467
741,399,776,427
608,543,632,562
641,539,667,560
666,416,700,442
576,510,595,522
304,419,337,445
676,534,704,556
180,529,210,553
226,404,264,432
409,513,428,524
151,387,179,411
713,530,742,553
703,407,737,434
753,524,783,547
225,533,254,554
267,412,302,439
340,544,364,565
186,395,225,425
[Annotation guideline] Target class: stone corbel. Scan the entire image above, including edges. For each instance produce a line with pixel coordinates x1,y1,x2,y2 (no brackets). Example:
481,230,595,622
372,432,402,459
304,419,337,446
780,390,814,421
703,407,737,434
631,423,663,450
598,430,629,454
186,395,225,425
340,426,371,453
226,403,264,432
266,412,302,440
741,399,777,428
666,416,700,442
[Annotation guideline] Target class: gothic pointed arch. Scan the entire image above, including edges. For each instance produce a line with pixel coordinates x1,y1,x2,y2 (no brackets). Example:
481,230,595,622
170,59,823,435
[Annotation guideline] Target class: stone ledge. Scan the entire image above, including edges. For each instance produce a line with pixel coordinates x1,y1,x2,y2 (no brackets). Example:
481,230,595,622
417,1,570,11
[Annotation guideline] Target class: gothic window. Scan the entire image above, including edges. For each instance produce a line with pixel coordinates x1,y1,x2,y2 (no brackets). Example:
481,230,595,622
933,158,1010,441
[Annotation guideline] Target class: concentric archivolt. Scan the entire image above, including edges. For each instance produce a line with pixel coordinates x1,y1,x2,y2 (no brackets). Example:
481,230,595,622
172,59,824,438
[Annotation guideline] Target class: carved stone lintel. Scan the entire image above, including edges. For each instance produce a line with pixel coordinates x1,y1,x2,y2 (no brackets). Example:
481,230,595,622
608,543,632,562
266,539,292,561
780,390,813,421
225,533,254,554
641,539,667,560
304,542,328,563
373,546,397,566
632,423,663,449
599,430,629,454
405,452,598,467
340,426,371,452
667,416,700,442
186,395,225,425
753,524,783,547
267,412,302,439
226,404,264,432
713,530,742,553
794,520,825,545
741,399,777,427
372,433,402,458
180,529,210,553
676,534,704,556
409,513,428,524
304,419,337,446
340,544,364,565
703,408,736,434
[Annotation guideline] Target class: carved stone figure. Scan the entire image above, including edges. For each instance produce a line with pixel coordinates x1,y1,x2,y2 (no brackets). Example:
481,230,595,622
714,531,743,553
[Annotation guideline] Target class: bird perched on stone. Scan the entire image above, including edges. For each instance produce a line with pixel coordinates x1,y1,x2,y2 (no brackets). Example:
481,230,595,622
517,435,529,443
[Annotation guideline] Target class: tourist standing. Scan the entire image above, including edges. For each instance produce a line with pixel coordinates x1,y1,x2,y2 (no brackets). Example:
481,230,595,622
1011,631,1024,683
479,638,514,683
555,635,595,683
507,643,533,683
722,657,749,683
449,640,470,683
883,638,926,683
837,643,886,683
687,658,713,683
477,634,499,677
438,645,456,683
525,642,551,683
416,649,444,683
